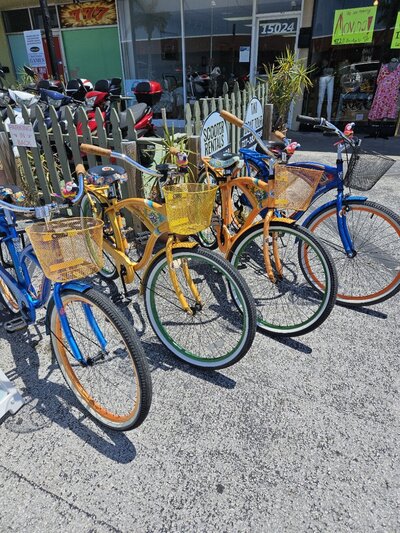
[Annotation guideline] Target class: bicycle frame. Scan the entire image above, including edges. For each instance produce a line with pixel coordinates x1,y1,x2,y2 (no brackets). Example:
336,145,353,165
240,139,367,257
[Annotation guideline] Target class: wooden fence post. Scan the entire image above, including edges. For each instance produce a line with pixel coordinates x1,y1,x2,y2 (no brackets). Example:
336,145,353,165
188,135,200,181
263,103,273,140
122,141,143,232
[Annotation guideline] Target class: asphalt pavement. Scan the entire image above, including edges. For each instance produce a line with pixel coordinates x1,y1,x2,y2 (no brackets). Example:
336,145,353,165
0,132,399,532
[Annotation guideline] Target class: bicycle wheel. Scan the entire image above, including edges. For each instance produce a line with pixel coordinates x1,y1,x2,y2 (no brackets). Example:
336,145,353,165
48,288,152,430
143,245,257,369
80,193,119,280
303,200,400,306
229,221,338,336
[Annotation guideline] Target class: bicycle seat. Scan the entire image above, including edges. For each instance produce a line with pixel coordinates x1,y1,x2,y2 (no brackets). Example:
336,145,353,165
208,154,240,169
255,140,286,154
87,165,127,186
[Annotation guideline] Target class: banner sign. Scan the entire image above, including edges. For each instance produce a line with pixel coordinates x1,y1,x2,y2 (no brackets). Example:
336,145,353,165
332,7,377,45
60,1,117,28
200,111,230,158
23,30,46,68
259,19,297,36
391,12,400,49
241,98,264,149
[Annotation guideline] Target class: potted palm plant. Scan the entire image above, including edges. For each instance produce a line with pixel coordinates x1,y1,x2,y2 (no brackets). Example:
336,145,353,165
263,48,314,133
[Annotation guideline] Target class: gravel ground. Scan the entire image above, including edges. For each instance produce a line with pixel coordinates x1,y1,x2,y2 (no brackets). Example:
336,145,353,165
0,133,399,532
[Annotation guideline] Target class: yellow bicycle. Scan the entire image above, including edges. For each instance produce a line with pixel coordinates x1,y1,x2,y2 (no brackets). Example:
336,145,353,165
78,144,257,369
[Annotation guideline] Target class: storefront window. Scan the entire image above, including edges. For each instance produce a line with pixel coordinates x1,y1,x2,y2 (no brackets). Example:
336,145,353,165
304,0,400,128
2,9,31,33
31,7,59,30
257,0,302,14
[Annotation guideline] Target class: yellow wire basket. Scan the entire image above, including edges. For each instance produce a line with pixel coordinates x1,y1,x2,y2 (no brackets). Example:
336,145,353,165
271,165,324,211
163,183,218,235
26,218,104,282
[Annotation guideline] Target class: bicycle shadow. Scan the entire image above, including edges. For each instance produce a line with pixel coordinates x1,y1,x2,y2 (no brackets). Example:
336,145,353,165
259,329,313,355
88,274,238,391
0,304,137,463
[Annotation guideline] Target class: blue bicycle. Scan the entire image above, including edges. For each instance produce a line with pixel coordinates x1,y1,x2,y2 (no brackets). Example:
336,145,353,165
203,111,400,307
0,168,152,431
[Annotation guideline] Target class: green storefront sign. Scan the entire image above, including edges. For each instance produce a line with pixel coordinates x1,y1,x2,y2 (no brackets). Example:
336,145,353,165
332,6,377,46
391,12,400,49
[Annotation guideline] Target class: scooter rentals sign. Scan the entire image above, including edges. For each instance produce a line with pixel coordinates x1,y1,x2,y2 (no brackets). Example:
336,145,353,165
332,6,377,45
23,30,46,68
240,98,264,149
200,112,230,157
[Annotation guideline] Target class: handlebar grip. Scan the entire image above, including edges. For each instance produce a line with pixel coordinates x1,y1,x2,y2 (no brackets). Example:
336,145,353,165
220,110,244,128
75,163,86,175
80,144,112,157
273,130,286,140
296,115,322,126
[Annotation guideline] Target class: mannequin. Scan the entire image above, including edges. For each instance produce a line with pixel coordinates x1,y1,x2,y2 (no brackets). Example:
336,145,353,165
317,59,335,121
368,58,400,121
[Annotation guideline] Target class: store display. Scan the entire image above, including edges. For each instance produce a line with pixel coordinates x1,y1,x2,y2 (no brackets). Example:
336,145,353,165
368,58,400,121
335,62,378,122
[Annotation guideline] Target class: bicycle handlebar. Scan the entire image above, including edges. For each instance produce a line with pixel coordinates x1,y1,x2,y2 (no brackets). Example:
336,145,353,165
219,110,275,158
0,166,85,217
296,115,357,147
80,143,162,178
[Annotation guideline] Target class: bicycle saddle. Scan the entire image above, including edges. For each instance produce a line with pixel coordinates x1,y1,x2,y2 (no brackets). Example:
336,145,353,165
119,103,148,129
87,165,127,186
255,140,286,154
208,154,240,169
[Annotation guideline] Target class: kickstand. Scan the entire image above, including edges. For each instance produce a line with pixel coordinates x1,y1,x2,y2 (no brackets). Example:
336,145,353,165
120,267,131,302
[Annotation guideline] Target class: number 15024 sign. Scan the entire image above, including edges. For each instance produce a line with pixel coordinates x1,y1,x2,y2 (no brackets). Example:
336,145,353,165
259,19,297,36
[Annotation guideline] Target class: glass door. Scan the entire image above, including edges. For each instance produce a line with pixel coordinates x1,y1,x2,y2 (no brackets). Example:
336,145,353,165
255,15,299,77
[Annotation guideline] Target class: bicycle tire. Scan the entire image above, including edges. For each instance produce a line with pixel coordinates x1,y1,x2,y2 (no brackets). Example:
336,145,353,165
80,193,119,280
48,288,152,430
143,245,257,369
229,221,338,336
303,200,400,306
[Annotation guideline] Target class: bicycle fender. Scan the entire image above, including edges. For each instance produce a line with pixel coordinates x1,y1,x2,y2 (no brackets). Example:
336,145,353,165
302,196,367,227
139,240,198,296
44,281,92,335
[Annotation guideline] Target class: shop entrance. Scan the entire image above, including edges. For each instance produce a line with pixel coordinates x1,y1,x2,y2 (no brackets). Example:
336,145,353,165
254,13,300,77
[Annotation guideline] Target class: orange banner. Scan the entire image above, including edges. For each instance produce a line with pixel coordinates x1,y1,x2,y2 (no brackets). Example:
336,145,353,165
60,1,117,28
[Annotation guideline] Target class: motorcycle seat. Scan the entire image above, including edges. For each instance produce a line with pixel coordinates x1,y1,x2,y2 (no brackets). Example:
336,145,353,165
208,154,240,169
119,103,148,129
87,165,127,186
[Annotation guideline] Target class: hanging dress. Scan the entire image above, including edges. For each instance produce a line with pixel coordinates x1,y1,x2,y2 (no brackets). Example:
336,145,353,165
368,63,400,121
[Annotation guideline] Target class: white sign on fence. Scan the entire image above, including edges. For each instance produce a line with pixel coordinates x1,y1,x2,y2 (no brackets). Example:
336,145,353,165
240,97,264,149
200,111,230,157
8,124,37,148
23,30,46,68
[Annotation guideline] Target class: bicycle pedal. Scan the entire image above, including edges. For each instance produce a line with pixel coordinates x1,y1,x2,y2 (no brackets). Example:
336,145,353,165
4,317,28,333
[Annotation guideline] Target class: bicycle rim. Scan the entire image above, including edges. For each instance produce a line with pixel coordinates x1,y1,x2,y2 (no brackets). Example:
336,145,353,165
50,289,150,430
306,201,400,305
144,247,256,369
230,222,337,336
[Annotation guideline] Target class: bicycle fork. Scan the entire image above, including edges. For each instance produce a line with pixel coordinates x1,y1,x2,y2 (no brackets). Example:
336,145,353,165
165,236,202,315
263,211,283,283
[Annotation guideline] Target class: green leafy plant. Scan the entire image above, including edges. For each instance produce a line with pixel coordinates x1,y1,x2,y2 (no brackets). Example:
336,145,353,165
263,49,314,132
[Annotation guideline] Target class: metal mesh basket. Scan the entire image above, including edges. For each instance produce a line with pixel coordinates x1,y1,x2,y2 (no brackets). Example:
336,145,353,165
26,218,104,282
272,165,324,211
344,148,395,191
163,183,218,235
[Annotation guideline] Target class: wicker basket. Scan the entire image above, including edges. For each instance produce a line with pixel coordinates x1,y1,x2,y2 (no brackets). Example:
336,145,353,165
26,218,104,282
344,148,395,191
272,165,324,211
164,183,218,235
